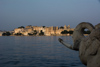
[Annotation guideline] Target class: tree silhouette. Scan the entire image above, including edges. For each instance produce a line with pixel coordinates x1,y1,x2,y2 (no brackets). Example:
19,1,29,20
69,30,73,34
39,30,44,35
18,26,25,28
61,30,69,34
2,32,11,36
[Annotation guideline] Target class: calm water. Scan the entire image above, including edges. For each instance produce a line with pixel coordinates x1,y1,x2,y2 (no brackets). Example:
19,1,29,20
0,36,86,67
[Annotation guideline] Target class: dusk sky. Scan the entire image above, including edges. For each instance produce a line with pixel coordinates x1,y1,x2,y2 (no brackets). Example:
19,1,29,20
0,0,100,31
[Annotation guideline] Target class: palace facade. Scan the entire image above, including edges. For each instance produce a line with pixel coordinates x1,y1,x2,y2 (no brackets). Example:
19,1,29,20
13,25,74,36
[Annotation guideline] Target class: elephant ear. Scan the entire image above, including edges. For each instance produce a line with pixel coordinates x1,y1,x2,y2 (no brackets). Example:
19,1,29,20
72,22,95,50
87,29,100,55
79,29,100,65
95,23,100,29
86,39,100,55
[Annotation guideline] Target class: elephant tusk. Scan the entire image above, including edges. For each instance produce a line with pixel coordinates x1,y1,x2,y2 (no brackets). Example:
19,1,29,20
58,38,73,50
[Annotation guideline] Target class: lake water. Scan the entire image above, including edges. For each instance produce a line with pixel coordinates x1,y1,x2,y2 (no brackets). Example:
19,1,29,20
0,36,86,67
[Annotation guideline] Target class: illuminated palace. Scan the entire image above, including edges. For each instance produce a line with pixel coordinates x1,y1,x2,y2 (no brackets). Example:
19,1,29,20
13,25,74,36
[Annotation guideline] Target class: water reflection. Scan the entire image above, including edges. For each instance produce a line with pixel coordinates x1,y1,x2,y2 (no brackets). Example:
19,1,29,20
0,36,86,67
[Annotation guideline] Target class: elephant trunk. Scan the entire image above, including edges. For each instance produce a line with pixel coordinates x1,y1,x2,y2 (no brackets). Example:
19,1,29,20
58,38,73,50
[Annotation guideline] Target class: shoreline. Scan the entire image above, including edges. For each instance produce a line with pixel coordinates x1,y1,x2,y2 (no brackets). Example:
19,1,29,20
0,34,89,36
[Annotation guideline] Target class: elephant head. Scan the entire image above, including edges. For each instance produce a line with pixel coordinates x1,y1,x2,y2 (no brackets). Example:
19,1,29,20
58,22,100,67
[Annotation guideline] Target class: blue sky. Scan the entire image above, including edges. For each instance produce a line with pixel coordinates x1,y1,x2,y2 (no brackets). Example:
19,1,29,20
0,0,100,31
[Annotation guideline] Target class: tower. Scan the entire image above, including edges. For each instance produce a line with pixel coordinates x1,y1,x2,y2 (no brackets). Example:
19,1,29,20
64,25,67,29
67,25,70,29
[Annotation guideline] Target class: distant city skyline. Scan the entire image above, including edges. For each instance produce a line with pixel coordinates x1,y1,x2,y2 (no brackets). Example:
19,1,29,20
0,0,100,31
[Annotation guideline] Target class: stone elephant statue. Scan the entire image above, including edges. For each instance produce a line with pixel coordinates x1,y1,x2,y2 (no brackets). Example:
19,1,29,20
58,22,100,67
